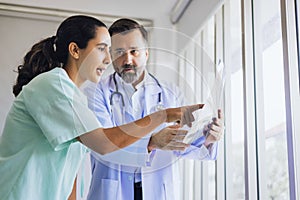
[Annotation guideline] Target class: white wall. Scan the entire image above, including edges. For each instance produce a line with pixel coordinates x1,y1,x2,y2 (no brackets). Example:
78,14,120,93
0,1,178,132
175,0,224,49
0,13,63,132
0,0,222,132
0,0,179,74
0,0,224,80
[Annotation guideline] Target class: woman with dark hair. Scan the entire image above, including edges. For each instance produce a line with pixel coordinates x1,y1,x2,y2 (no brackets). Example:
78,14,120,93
0,15,200,199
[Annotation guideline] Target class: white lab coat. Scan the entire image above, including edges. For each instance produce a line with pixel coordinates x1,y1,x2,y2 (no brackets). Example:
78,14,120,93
83,71,218,200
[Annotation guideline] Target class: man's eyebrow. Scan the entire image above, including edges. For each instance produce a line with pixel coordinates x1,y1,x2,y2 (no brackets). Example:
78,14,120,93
128,46,139,49
113,48,125,51
129,46,147,50
111,47,142,51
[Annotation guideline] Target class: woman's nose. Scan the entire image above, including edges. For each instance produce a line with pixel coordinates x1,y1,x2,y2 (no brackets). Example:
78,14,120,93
104,49,111,65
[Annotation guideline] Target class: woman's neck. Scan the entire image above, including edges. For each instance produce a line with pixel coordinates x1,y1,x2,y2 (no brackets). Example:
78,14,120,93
63,65,83,87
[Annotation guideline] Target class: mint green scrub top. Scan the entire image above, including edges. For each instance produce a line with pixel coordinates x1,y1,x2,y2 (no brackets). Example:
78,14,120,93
0,68,100,200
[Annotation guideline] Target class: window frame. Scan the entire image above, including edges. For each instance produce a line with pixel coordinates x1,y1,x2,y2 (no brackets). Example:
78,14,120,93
280,0,300,199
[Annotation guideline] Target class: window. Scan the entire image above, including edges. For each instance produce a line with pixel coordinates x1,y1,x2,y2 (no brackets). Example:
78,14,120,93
176,0,299,199
297,0,300,90
228,0,246,198
253,0,290,198
201,17,217,200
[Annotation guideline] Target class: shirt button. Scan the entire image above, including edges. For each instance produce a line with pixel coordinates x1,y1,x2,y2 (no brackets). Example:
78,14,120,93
128,176,133,181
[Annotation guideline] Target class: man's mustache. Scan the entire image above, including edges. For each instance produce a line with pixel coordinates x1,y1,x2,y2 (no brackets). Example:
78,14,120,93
121,64,136,73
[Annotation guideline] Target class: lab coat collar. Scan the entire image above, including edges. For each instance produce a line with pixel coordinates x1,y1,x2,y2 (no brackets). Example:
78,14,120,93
109,70,162,96
109,70,163,118
143,71,163,115
114,70,149,92
143,70,162,95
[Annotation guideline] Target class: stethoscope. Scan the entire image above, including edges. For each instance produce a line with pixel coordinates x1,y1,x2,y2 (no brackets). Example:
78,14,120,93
110,72,164,123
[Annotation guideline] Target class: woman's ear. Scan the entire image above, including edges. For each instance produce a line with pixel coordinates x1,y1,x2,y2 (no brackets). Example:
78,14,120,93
68,42,80,59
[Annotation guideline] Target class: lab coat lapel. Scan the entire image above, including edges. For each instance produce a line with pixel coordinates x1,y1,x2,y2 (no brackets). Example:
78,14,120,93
124,100,135,121
144,78,162,116
113,74,136,121
108,74,135,124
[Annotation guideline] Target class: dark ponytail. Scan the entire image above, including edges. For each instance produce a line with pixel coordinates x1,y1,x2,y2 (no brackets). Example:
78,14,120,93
13,36,60,97
13,15,107,97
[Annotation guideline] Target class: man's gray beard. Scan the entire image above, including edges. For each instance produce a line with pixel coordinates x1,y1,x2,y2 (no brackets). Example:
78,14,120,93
121,72,137,84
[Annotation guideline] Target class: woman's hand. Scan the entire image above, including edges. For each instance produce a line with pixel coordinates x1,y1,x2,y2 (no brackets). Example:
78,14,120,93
165,104,204,127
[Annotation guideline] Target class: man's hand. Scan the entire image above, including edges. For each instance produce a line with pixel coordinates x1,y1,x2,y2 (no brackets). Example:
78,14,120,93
203,109,224,147
148,125,190,152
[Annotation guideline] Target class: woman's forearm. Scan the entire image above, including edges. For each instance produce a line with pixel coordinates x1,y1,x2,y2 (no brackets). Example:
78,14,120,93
79,104,202,155
79,110,167,155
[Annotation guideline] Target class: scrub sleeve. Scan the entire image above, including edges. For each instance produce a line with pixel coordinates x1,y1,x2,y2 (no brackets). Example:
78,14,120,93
0,68,101,200
23,68,101,150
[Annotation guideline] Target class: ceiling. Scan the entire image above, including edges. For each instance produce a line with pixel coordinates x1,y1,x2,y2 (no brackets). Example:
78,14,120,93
0,0,177,22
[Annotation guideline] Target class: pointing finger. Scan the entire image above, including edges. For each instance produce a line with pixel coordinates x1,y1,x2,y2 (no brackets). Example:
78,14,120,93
186,103,205,113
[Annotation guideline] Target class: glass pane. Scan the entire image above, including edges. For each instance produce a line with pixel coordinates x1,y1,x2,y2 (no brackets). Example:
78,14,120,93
257,0,290,198
297,0,300,90
202,16,217,200
229,0,245,199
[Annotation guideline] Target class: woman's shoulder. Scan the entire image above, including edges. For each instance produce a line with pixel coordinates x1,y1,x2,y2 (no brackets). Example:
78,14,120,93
32,67,73,87
21,67,77,100
33,67,69,83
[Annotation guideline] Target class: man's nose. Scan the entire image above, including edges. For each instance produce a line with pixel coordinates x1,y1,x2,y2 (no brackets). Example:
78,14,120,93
123,52,133,65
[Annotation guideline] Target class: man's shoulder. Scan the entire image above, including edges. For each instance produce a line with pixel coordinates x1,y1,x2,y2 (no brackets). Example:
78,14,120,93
99,74,114,86
145,74,178,90
159,80,181,95
82,74,114,97
160,80,179,89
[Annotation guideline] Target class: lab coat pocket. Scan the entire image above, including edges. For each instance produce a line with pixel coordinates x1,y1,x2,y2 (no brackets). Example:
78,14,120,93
163,180,182,200
100,179,119,200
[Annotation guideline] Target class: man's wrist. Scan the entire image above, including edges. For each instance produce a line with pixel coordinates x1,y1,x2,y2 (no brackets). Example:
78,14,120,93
204,140,212,149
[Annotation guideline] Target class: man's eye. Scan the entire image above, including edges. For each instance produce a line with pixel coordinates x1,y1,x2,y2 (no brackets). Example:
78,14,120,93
98,47,105,51
115,50,124,56
131,49,139,56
